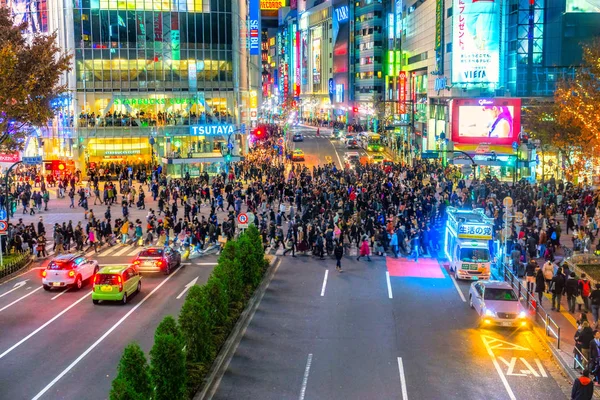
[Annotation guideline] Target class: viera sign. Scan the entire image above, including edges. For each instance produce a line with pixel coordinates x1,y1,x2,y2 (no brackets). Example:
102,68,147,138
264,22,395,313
190,124,236,136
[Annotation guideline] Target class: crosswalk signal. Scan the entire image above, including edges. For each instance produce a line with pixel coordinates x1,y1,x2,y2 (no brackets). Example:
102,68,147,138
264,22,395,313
252,127,265,139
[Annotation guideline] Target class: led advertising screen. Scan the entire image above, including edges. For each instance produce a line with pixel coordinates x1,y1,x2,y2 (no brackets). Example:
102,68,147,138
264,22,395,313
566,0,600,12
332,1,349,105
452,98,521,146
95,0,208,12
2,0,48,33
451,0,500,84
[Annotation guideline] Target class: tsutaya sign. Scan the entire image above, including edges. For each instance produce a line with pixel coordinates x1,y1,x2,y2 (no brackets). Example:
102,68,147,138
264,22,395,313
190,124,238,136
114,97,202,106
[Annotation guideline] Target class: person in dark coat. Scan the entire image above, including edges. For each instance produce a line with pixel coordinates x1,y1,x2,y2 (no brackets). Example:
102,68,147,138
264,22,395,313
566,272,580,314
551,267,566,311
535,267,546,305
589,330,600,384
334,241,344,272
571,369,594,400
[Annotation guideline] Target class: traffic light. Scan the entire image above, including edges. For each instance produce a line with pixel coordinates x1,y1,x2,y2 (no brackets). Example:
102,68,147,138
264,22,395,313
224,153,232,162
353,107,359,113
252,127,265,139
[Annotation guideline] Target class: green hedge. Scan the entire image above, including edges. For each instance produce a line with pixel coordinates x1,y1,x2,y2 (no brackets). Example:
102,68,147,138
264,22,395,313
110,225,269,399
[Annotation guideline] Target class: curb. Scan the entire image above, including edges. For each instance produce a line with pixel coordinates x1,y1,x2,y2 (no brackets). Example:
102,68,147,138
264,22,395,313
194,255,281,400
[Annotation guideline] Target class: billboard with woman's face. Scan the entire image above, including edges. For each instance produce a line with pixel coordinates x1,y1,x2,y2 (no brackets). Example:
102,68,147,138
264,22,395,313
451,98,521,145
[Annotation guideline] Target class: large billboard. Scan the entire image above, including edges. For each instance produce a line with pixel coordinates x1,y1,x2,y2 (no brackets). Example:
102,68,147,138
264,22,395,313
91,0,209,12
452,98,521,146
451,0,500,84
332,1,350,104
566,0,600,12
260,0,285,9
2,0,48,33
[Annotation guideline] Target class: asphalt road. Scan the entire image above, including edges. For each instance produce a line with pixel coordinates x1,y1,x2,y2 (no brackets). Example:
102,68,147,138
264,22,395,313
0,252,217,400
212,254,572,400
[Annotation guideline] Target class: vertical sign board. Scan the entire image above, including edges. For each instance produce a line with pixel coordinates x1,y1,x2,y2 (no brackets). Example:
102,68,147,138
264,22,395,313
451,0,500,84
249,0,261,56
295,29,301,97
398,71,407,114
332,1,350,106
435,0,443,72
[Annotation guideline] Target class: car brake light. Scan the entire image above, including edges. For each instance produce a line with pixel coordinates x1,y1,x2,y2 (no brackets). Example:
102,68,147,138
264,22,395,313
117,275,123,292
156,260,164,268
94,275,100,285
68,270,76,277
133,260,141,265
117,276,122,283
42,270,47,277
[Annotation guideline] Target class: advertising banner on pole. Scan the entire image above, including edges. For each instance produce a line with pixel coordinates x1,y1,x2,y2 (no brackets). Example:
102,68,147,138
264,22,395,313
451,0,500,84
249,0,261,56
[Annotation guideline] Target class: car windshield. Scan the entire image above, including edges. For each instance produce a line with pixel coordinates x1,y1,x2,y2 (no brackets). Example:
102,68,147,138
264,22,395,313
48,261,72,270
460,248,490,262
484,288,518,301
139,249,163,257
97,274,120,285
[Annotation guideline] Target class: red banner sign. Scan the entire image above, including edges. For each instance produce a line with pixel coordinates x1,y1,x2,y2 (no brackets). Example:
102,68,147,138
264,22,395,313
399,71,407,114
0,153,20,163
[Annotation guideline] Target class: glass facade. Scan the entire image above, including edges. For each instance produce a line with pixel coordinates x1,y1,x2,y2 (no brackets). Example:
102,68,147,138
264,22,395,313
48,0,251,171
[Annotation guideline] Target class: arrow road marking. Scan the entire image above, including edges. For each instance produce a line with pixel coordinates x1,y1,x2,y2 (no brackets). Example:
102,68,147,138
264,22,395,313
0,280,28,298
176,276,199,299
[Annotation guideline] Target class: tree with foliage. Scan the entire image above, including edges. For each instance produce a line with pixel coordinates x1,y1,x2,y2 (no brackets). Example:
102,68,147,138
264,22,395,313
178,285,214,363
204,275,229,328
109,343,152,400
554,39,600,144
150,334,187,400
237,226,267,288
0,7,71,151
212,240,245,303
155,315,183,344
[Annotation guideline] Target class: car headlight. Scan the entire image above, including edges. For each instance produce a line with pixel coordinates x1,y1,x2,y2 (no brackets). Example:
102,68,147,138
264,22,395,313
518,311,527,319
485,309,494,317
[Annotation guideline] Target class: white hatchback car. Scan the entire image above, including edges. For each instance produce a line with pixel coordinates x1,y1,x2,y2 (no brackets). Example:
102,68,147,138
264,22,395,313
468,281,530,328
42,253,99,291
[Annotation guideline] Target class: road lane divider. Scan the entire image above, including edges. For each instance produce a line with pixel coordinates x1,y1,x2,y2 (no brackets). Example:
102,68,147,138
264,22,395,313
299,353,313,400
386,271,393,299
31,267,183,400
0,286,43,313
0,291,92,359
51,288,70,301
320,270,329,297
450,274,466,302
397,357,408,400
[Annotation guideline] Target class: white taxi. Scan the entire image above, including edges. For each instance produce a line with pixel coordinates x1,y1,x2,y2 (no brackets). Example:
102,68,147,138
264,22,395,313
42,253,99,291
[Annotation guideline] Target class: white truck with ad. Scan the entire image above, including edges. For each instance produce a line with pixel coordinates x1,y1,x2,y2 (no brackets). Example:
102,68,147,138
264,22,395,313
444,207,494,280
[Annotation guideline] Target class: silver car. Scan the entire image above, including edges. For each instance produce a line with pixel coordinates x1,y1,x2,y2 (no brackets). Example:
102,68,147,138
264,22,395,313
42,253,99,291
468,281,530,328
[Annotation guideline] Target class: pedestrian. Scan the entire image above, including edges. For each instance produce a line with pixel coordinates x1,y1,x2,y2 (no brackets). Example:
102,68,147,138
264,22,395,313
357,235,371,262
551,267,566,311
535,266,546,305
579,274,592,313
591,284,600,327
334,241,344,272
571,369,594,400
589,330,600,384
36,234,46,258
525,259,537,293
566,272,580,314
543,260,554,293
576,321,595,370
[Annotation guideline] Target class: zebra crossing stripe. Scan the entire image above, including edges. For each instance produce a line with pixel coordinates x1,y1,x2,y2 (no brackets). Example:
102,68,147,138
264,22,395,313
112,246,132,257
127,248,140,257
97,246,115,257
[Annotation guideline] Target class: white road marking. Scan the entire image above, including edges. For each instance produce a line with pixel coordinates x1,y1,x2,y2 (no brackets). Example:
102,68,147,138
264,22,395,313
481,335,517,400
111,246,131,257
0,286,43,313
534,358,548,378
0,280,28,298
176,276,199,299
386,271,393,299
51,288,70,300
299,353,313,400
31,267,182,400
450,274,466,302
397,357,409,400
331,142,344,167
193,262,217,266
0,291,91,359
320,270,329,297
97,246,116,257
127,248,140,256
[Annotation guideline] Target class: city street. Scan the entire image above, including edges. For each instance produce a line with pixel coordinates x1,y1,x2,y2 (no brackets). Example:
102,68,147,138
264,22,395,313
213,254,572,400
0,250,217,400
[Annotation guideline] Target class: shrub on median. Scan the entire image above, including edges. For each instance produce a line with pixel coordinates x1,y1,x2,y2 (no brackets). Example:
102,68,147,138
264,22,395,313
179,285,214,364
150,332,187,400
109,343,152,400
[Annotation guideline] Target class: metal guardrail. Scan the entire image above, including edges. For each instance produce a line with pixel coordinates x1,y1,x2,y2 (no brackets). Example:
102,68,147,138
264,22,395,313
499,262,562,349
